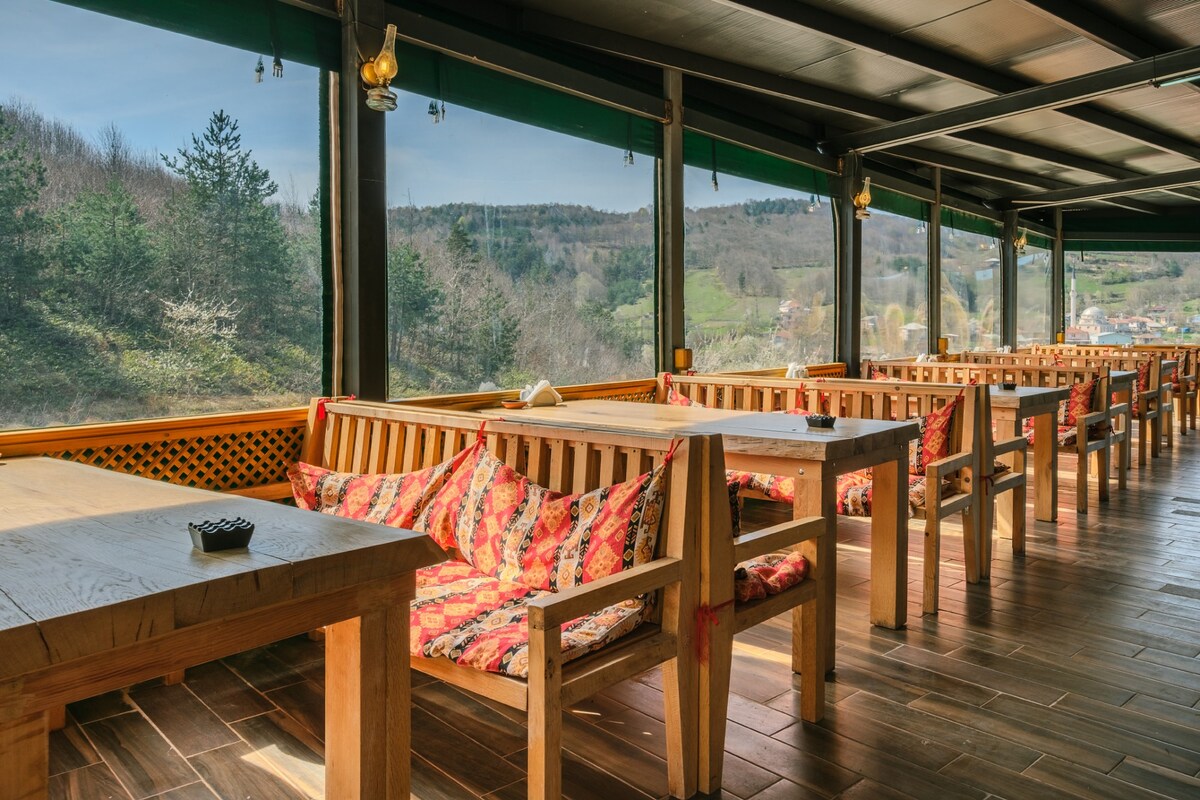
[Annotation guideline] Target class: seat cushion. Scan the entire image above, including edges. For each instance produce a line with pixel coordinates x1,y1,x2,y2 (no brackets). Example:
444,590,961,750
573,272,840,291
726,468,941,518
287,449,466,529
1023,420,1105,447
734,552,810,603
421,443,667,591
411,562,648,678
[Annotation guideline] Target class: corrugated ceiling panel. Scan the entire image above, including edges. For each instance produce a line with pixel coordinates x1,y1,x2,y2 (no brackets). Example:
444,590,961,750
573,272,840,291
887,78,995,113
906,0,1076,68
821,0,987,33
788,49,938,101
1094,0,1200,47
1006,39,1128,83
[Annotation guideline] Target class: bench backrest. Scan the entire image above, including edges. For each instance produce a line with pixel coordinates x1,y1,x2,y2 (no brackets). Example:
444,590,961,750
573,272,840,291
301,398,709,585
870,360,1113,389
660,372,986,471
716,362,848,380
390,379,659,412
963,350,1154,373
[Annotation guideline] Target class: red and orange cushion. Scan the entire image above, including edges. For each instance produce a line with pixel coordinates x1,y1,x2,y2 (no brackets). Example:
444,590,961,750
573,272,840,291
420,443,667,592
734,552,810,603
287,449,465,529
726,468,941,518
909,400,958,477
411,561,648,678
1059,378,1097,427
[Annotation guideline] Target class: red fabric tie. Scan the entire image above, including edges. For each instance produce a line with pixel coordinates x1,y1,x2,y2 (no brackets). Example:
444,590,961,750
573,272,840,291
316,394,356,420
694,599,736,664
663,436,682,465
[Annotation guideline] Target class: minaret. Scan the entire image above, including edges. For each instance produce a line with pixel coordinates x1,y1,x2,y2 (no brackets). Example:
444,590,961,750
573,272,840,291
1069,268,1078,328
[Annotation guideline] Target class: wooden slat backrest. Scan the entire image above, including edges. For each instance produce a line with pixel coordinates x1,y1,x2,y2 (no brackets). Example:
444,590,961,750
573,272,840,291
715,362,848,379
964,350,1153,372
389,378,659,411
871,360,1114,392
305,399,681,502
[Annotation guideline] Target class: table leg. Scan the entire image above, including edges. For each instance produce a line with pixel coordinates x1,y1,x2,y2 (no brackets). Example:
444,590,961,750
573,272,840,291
869,454,908,631
326,600,411,800
0,711,47,800
794,462,837,669
1033,411,1058,523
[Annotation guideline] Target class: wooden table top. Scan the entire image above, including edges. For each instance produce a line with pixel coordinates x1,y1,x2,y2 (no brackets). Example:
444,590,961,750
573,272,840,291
0,458,443,681
988,385,1069,409
495,399,919,461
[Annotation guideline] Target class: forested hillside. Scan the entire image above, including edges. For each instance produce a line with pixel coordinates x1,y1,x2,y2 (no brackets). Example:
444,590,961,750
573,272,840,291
6,101,1198,430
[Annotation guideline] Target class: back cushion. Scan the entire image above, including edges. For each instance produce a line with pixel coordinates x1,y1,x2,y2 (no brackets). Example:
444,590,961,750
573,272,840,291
909,399,957,476
665,385,696,406
287,448,468,529
1136,360,1151,393
420,444,668,591
1059,378,1097,426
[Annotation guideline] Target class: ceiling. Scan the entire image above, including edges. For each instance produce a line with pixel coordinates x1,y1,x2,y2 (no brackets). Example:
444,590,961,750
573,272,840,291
425,0,1200,224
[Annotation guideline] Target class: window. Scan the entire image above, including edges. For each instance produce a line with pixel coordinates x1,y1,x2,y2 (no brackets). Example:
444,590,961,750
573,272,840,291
1065,250,1200,345
385,91,655,396
681,157,835,372
1016,244,1053,345
0,0,324,429
940,225,1001,351
860,209,928,359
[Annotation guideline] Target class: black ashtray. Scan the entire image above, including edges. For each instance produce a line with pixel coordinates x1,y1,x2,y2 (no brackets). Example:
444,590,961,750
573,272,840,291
999,381,1018,390
805,414,836,428
189,517,254,552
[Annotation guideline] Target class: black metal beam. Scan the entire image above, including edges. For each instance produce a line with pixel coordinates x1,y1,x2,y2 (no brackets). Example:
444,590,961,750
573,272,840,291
709,0,1200,163
1005,168,1200,209
835,153,863,375
827,46,1200,153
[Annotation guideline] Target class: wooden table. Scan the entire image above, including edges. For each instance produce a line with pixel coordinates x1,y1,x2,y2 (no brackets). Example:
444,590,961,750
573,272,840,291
0,457,443,800
493,399,920,664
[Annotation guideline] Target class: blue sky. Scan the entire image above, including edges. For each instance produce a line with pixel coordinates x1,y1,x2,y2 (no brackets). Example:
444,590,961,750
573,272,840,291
2,0,805,212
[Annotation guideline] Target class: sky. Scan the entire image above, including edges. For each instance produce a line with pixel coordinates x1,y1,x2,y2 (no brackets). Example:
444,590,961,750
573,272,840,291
1,0,807,212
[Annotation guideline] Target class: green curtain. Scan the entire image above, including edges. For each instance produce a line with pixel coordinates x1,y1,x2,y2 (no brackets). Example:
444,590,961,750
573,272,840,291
682,132,830,195
941,208,1002,238
52,0,339,69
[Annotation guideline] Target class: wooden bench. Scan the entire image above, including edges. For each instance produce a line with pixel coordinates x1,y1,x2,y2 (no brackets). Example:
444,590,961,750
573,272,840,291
660,373,1009,614
871,361,1119,515
301,399,826,798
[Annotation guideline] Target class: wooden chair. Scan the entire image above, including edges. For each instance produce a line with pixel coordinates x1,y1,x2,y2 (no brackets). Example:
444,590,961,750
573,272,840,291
303,399,704,800
660,373,985,615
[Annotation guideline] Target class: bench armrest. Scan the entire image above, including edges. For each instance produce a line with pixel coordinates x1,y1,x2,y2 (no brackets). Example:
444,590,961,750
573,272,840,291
926,450,973,482
733,516,824,564
992,435,1026,459
527,558,682,630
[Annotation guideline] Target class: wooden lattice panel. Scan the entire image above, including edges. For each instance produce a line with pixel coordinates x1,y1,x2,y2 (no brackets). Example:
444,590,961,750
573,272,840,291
589,388,656,403
48,426,304,492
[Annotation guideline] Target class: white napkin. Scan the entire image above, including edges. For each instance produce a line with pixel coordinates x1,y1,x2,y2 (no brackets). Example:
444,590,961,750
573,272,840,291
785,362,809,379
520,380,563,406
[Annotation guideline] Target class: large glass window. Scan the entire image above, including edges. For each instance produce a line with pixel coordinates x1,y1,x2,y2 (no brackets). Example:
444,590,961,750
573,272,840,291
1017,243,1053,345
0,0,323,429
1065,251,1200,345
384,92,655,396
682,169,835,371
861,209,928,359
940,225,1001,352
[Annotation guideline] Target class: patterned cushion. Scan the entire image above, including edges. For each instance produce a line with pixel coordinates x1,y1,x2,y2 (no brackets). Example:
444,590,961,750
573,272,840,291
871,369,899,381
1023,420,1105,447
421,444,667,591
287,450,464,529
909,400,958,476
411,562,648,678
1059,378,1097,426
726,468,941,518
734,552,810,603
1137,361,1151,393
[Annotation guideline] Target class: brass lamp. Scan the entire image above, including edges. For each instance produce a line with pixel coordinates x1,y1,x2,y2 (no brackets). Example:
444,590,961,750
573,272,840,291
853,177,872,220
361,23,399,112
1014,228,1028,254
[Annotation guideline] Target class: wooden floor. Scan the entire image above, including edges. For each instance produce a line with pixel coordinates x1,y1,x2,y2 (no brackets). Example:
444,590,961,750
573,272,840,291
51,439,1200,799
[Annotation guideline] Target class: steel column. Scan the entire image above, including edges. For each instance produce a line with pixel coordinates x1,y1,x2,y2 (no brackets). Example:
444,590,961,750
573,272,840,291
835,153,863,376
657,69,685,373
927,168,942,355
339,0,388,400
1001,210,1019,349
1052,208,1065,341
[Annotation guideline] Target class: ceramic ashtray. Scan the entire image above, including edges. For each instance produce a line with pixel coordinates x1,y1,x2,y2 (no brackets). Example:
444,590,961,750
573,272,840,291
1000,381,1017,390
189,517,254,552
806,414,836,428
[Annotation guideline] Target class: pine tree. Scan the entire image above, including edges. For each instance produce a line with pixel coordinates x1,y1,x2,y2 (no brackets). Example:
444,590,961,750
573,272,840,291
0,108,46,312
